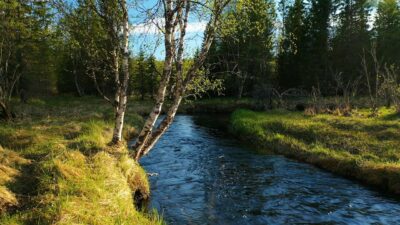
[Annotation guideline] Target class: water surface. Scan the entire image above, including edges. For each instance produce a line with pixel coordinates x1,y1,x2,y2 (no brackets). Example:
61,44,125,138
141,115,400,225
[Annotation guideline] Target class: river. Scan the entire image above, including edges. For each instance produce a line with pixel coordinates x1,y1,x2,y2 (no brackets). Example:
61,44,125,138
140,115,400,225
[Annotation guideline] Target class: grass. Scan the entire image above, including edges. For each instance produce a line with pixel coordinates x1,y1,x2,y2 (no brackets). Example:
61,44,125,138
0,146,30,214
181,97,257,113
0,95,163,225
231,108,400,195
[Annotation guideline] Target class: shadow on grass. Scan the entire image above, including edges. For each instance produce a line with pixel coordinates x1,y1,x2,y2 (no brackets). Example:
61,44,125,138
7,159,40,210
382,112,400,121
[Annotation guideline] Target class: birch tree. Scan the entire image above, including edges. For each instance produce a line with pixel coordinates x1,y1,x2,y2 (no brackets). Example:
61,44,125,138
81,0,131,144
132,0,231,160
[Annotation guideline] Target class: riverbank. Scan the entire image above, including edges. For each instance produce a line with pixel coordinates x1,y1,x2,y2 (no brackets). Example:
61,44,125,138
0,96,163,224
181,98,257,114
231,109,400,195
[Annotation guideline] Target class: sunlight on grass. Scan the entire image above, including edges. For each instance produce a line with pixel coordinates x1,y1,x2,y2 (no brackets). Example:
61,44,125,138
0,96,163,225
231,108,400,194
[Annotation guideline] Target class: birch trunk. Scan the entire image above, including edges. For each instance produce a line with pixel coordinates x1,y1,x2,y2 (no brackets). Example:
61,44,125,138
131,54,174,153
135,92,183,160
132,0,175,154
133,0,230,160
112,0,130,144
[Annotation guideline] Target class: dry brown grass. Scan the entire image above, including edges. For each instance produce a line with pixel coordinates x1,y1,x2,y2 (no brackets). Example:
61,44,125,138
0,146,30,213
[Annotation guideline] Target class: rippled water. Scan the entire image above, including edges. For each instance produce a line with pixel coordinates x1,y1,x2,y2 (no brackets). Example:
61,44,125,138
140,115,400,225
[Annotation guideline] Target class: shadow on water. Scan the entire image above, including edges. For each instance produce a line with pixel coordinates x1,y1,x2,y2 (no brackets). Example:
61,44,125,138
140,115,400,225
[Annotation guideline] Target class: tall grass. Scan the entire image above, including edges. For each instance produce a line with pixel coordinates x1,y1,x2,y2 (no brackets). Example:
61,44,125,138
0,96,163,225
231,108,400,194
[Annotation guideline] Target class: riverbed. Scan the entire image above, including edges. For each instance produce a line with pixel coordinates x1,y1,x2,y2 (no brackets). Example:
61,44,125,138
140,115,400,225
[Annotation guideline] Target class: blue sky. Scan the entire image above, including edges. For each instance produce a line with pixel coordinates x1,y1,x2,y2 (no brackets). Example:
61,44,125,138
129,0,210,59
65,0,377,59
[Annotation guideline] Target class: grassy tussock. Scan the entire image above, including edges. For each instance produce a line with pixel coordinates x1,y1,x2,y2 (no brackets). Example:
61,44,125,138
0,96,163,225
0,146,30,213
231,108,400,194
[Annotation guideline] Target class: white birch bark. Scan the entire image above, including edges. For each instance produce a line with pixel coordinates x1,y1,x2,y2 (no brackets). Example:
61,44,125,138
133,0,230,160
112,0,130,144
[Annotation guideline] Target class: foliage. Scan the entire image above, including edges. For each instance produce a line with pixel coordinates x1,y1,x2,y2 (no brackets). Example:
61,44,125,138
331,0,372,88
278,0,307,89
207,0,276,98
130,50,161,100
56,0,117,96
375,0,400,67
0,0,56,119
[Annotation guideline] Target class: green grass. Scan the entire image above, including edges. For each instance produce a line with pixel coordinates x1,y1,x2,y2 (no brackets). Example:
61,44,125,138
181,97,257,113
0,96,163,225
231,108,400,194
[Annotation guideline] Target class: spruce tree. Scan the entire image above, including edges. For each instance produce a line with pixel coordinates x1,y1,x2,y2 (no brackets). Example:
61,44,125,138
278,0,307,89
375,0,400,67
303,0,332,90
331,0,372,84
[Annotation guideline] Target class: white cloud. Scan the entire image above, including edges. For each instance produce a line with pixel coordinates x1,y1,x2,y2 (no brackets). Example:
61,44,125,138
131,18,207,35
186,21,207,33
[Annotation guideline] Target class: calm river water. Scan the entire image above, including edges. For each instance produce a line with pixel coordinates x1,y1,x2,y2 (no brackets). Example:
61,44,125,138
140,115,400,225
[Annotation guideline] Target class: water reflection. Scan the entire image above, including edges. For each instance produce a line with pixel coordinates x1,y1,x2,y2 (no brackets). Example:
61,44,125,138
140,115,400,225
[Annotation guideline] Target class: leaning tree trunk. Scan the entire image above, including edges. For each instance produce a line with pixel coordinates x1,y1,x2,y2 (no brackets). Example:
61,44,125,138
237,72,246,100
71,52,84,97
133,0,229,161
132,2,175,154
131,57,173,153
0,101,12,121
135,92,183,160
74,70,84,97
111,0,130,144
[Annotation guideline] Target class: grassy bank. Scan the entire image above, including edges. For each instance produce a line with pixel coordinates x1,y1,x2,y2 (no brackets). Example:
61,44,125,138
0,96,163,225
181,98,257,114
231,108,400,195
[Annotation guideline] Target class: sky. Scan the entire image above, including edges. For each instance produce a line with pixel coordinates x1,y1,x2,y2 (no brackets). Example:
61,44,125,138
129,0,210,59
128,0,379,60
130,19,208,59
64,0,378,60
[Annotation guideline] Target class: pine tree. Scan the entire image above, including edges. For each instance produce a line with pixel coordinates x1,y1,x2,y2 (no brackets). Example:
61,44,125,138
278,0,307,89
303,0,332,89
375,0,400,67
146,56,159,99
331,0,372,84
132,50,147,100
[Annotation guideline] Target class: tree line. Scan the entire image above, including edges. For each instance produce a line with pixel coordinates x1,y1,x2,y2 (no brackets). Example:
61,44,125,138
2,0,399,105
1,0,400,157
207,0,400,99
1,0,231,160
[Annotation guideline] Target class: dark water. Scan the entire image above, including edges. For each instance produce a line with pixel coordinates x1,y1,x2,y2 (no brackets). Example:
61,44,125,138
140,115,400,225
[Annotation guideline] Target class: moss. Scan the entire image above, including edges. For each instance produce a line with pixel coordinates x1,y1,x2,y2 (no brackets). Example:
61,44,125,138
0,96,163,225
231,108,400,195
